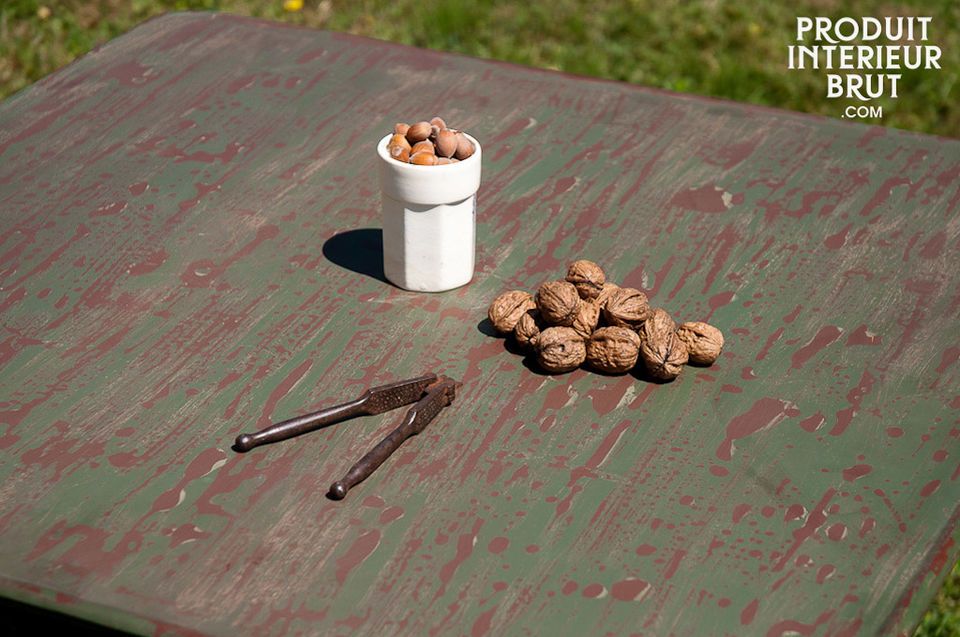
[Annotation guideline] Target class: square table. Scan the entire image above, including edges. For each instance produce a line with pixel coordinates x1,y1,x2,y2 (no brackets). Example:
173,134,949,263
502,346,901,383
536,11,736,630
0,12,958,636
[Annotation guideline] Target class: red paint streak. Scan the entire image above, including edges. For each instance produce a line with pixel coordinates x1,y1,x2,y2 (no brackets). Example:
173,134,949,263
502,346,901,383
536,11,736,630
226,74,257,94
128,247,168,276
611,578,650,601
740,598,759,625
488,536,509,555
709,465,729,477
716,398,792,461
181,224,280,288
936,346,960,375
380,506,404,524
635,544,656,556
886,427,904,438
783,305,803,323
790,326,843,369
798,412,824,433
859,176,910,216
255,358,313,428
586,376,638,416
107,61,156,85
784,504,805,521
702,224,739,293
920,479,941,497
773,489,836,571
662,549,686,580
89,200,128,217
732,504,751,524
435,518,484,600
846,324,881,346
147,447,227,516
167,524,209,548
471,606,498,637
824,223,852,249
920,230,946,259
756,328,784,361
859,517,876,538
842,464,872,482
829,370,875,436
826,523,847,541
706,291,735,319
128,181,149,196
670,184,729,213
581,583,605,599
561,581,579,595
335,529,381,585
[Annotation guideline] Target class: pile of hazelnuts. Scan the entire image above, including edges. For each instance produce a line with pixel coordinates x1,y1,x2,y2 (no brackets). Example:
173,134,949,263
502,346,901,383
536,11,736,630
487,260,724,381
385,117,476,166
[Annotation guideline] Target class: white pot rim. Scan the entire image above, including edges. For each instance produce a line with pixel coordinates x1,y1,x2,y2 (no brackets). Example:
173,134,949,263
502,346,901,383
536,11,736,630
377,132,482,205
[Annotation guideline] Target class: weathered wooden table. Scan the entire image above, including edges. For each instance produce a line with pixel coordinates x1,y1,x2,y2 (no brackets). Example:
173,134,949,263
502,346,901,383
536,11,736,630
1,12,957,637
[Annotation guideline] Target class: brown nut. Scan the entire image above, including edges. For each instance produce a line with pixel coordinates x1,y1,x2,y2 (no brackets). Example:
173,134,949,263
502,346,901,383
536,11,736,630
586,327,641,374
430,116,447,130
514,309,544,350
537,327,586,373
604,287,652,329
535,281,581,327
436,156,455,165
595,282,620,312
406,121,433,144
389,144,410,163
639,308,688,381
411,140,435,155
676,322,725,365
570,299,600,340
435,129,458,158
488,290,536,334
454,132,475,160
394,122,410,136
410,151,438,166
565,260,606,300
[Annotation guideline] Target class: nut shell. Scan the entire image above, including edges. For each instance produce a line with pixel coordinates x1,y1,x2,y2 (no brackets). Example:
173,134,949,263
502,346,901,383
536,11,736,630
639,309,688,381
570,300,600,340
406,121,433,144
410,151,438,166
587,327,641,374
676,322,724,365
565,260,606,300
513,310,543,350
454,132,475,160
604,287,652,329
394,122,410,136
411,140,435,155
536,281,581,327
435,129,458,158
595,282,620,311
488,290,536,334
537,327,587,373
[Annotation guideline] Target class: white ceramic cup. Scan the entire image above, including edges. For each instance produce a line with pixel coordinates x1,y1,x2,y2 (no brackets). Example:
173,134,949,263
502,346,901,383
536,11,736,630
377,132,482,292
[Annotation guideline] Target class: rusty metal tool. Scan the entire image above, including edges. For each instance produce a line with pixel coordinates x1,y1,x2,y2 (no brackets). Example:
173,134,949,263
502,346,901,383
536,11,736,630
328,375,459,500
233,374,439,452
233,373,460,500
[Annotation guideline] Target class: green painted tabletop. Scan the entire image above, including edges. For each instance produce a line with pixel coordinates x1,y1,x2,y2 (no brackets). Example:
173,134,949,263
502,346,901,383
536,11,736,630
0,12,958,637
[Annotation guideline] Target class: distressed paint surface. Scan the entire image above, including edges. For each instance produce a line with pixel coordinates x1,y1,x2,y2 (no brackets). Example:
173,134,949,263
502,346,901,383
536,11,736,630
0,12,958,637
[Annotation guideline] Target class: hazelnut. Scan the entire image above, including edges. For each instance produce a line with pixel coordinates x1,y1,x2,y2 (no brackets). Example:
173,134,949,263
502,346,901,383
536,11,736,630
676,322,724,365
430,116,447,130
394,122,410,136
437,157,455,165
570,299,600,340
435,129,458,158
604,287,651,329
389,144,410,163
536,281,581,326
406,121,432,144
514,309,543,350
587,327,641,374
565,260,606,300
411,140,435,155
537,327,586,373
639,309,688,381
454,132,475,160
410,152,438,165
488,290,536,334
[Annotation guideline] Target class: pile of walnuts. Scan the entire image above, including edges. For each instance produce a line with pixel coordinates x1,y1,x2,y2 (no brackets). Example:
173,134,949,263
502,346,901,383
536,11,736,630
487,260,724,381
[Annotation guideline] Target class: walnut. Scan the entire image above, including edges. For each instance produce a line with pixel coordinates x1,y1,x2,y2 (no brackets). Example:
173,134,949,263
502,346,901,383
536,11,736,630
535,281,581,326
565,260,606,300
604,287,652,329
570,300,600,339
586,327,641,374
488,290,535,334
595,282,620,311
514,310,544,350
537,327,586,373
676,321,724,365
639,308,688,381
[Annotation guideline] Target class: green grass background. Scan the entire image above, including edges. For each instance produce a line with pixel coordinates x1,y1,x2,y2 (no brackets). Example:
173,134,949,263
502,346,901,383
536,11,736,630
0,1,957,635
